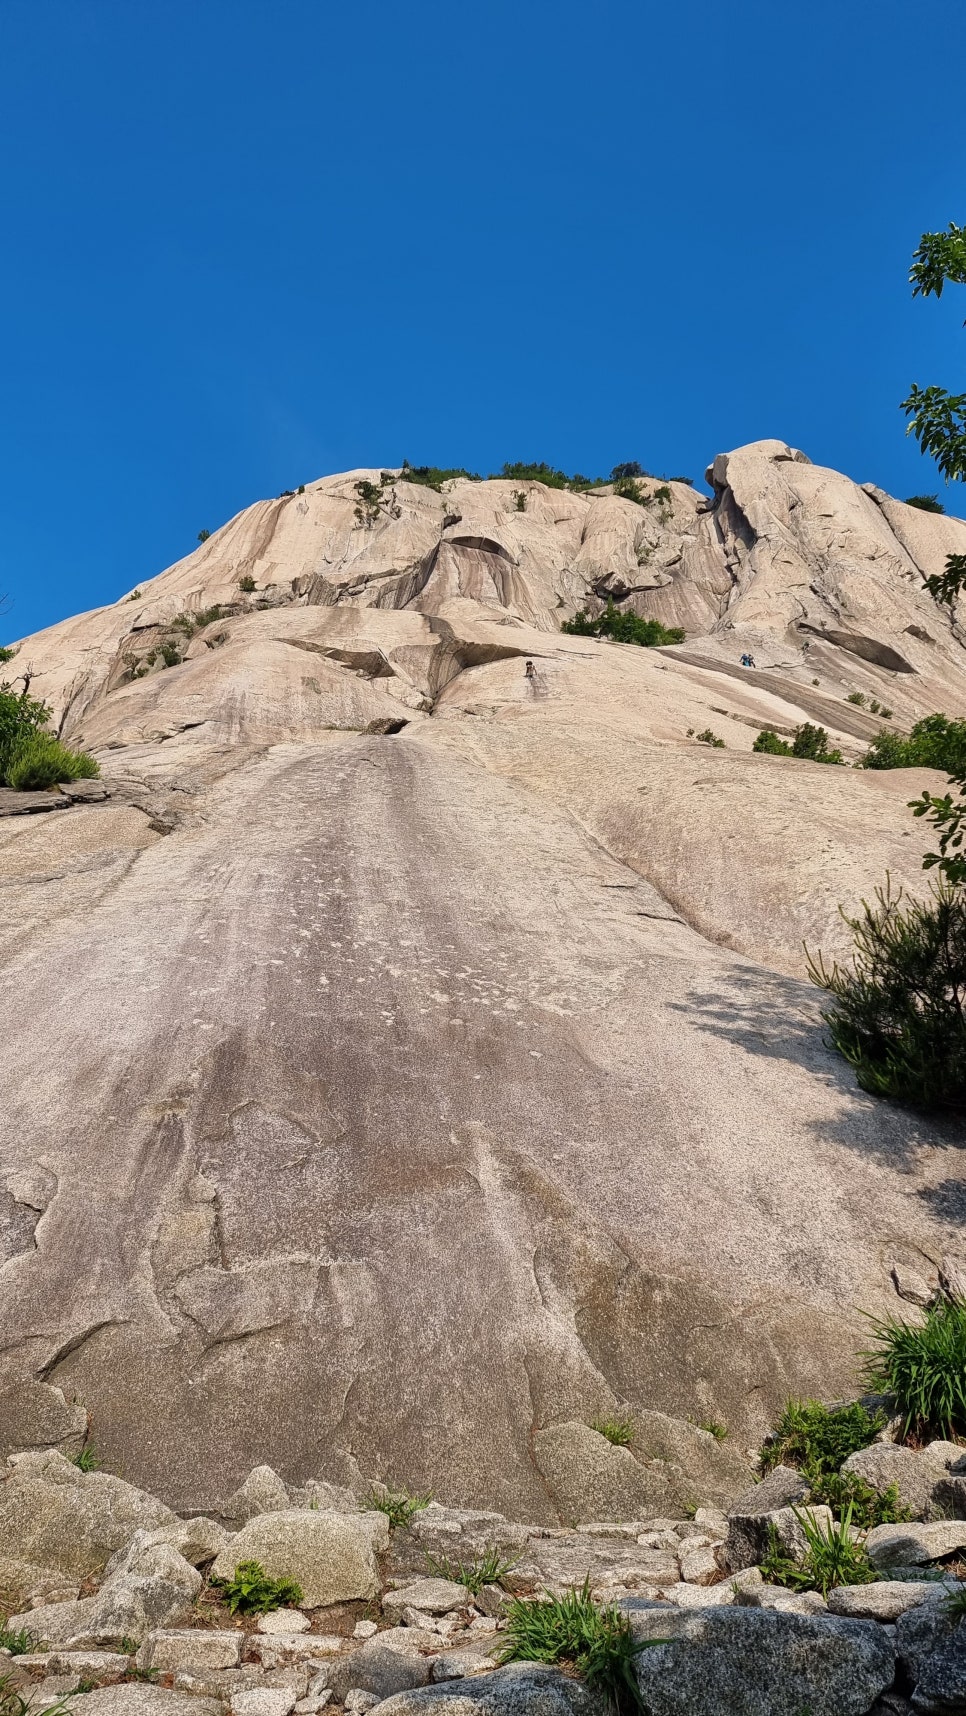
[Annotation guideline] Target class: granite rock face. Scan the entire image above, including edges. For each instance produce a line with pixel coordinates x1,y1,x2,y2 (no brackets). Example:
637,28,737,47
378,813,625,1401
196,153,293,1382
2,445,966,1512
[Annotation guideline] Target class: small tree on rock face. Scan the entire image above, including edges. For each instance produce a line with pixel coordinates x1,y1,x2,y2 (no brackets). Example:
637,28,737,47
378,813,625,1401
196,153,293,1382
901,221,966,605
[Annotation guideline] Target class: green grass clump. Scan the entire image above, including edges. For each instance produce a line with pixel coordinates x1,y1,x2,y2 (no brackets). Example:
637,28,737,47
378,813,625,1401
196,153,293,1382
695,729,725,748
864,1298,966,1440
425,1547,520,1594
363,1485,432,1530
759,1506,876,1597
699,1420,728,1441
807,1470,911,1530
5,733,100,791
211,1559,303,1615
0,1621,37,1655
860,713,966,774
762,1398,885,1476
499,1580,660,1714
753,723,844,764
847,691,867,706
562,601,684,647
70,1446,99,1472
943,1584,966,1622
591,1416,635,1447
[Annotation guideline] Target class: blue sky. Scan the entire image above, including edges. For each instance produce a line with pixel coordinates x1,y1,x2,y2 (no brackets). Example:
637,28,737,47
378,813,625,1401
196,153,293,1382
2,0,965,640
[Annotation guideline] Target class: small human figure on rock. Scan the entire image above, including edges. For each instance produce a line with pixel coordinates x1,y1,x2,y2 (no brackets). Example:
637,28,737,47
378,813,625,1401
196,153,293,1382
525,659,536,680
740,652,756,668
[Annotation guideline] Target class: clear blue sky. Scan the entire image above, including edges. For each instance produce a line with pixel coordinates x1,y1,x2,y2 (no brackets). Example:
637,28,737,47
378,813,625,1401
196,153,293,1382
2,0,965,640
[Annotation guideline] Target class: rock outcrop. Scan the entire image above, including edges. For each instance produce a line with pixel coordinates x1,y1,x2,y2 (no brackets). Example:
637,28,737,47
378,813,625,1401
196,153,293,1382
1,444,965,1513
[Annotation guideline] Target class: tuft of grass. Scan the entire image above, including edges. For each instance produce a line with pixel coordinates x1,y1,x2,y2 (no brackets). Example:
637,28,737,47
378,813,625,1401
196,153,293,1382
126,590,142,602
699,1420,728,1441
761,1399,885,1477
591,1416,635,1447
847,691,867,706
806,1471,911,1531
943,1584,966,1623
0,1621,37,1655
499,1580,661,1714
759,1505,876,1597
362,1485,432,1530
864,1298,966,1440
424,1547,520,1595
211,1559,303,1616
6,734,100,792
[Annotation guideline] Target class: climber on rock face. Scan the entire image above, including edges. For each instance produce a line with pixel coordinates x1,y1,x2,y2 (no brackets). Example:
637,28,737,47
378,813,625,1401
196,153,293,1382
525,659,536,680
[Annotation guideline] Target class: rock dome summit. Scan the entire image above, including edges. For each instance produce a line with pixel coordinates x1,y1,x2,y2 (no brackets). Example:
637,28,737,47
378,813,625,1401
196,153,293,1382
1,439,965,1518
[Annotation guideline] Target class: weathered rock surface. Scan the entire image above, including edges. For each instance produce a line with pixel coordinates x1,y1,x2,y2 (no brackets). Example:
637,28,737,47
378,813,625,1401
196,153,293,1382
0,1450,176,1588
624,1601,896,1716
210,1509,387,1607
2,444,966,1512
369,1664,601,1715
897,1602,966,1714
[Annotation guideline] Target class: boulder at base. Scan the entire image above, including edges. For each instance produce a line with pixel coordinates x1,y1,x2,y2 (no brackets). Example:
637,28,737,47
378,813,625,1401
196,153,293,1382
623,1601,895,1716
209,1508,388,1607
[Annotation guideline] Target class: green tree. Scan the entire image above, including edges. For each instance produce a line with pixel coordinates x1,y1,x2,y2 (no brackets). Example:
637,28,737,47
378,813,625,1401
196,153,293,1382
901,221,966,606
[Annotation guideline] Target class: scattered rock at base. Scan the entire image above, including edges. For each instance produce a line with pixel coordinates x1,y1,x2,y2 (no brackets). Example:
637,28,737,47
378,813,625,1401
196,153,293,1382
69,1686,221,1716
223,1466,291,1524
210,1508,388,1607
623,1601,895,1716
722,1465,811,1570
368,1663,601,1714
897,1602,966,1714
865,1519,966,1569
630,1411,754,1510
383,1581,472,1621
0,1450,176,1585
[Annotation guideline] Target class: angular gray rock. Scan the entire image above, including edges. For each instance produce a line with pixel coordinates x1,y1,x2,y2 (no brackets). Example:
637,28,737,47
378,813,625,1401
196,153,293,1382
896,1602,966,1714
630,1412,753,1510
383,1581,472,1620
0,1450,176,1581
138,1630,243,1672
624,1601,895,1716
69,1687,221,1716
865,1521,966,1569
842,1445,955,1522
327,1637,435,1704
723,1467,812,1570
365,1663,601,1714
0,1382,88,1461
11,1535,202,1646
223,1465,291,1522
210,1508,387,1607
531,1422,676,1523
827,1581,945,1621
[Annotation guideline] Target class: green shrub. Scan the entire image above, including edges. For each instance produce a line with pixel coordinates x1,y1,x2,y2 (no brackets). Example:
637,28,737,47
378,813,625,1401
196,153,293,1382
699,1420,728,1441
761,1398,885,1476
695,729,725,748
943,1584,966,1622
861,714,966,774
753,724,844,764
499,1580,659,1714
362,1485,431,1529
238,575,257,593
158,640,181,668
0,684,51,782
561,601,684,647
127,589,142,602
211,1559,303,1615
0,647,15,664
399,462,481,491
847,692,867,706
514,490,527,511
425,1547,520,1594
591,1416,635,1447
864,1298,966,1440
197,529,211,543
5,733,100,791
759,1506,876,1597
905,494,946,513
807,878,966,1108
497,462,573,490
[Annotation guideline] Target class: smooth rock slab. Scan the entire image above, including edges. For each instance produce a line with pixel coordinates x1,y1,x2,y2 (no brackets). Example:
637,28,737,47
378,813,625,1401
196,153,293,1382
368,1663,601,1714
623,1601,895,1716
210,1509,387,1607
827,1581,947,1621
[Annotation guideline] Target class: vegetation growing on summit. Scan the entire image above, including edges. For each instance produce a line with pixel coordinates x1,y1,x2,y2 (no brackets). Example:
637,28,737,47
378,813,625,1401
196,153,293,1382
398,461,482,491
905,494,945,513
562,601,684,647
